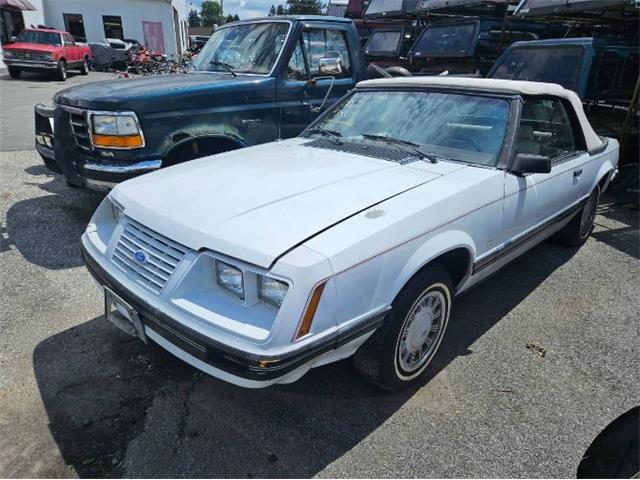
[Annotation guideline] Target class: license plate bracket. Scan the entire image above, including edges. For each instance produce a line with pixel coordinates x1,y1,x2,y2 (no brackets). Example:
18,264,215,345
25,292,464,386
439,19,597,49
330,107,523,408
104,287,147,343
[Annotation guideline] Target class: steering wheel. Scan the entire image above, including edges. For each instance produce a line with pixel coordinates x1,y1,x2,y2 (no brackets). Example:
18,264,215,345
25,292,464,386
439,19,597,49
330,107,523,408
447,137,482,152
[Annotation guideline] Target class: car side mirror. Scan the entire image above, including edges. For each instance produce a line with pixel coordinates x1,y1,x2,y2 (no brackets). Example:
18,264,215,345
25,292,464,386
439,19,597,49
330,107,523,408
319,56,342,75
9,35,17,43
511,153,551,175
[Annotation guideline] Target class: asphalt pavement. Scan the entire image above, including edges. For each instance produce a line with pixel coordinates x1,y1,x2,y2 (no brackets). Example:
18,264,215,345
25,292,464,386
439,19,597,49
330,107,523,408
0,74,638,478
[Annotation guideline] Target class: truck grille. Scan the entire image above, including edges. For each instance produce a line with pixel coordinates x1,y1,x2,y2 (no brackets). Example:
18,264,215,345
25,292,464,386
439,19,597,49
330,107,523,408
111,219,188,294
13,51,47,61
61,106,92,150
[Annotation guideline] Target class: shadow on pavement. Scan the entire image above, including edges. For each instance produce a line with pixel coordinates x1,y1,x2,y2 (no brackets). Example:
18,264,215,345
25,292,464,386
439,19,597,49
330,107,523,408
3,166,103,269
33,241,578,478
592,199,639,260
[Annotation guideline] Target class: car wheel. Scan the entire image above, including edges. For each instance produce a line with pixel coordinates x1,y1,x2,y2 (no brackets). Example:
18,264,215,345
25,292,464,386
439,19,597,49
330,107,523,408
354,265,453,391
555,186,600,247
8,67,21,79
56,60,67,81
80,56,89,75
384,66,412,77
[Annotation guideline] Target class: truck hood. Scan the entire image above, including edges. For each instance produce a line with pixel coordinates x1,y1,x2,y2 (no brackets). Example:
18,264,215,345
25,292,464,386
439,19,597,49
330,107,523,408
111,139,453,269
53,72,272,112
3,42,59,53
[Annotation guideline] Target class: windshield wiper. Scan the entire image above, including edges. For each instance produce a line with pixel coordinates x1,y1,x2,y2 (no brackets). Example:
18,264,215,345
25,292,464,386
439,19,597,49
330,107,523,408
305,128,344,144
361,133,438,163
209,60,237,77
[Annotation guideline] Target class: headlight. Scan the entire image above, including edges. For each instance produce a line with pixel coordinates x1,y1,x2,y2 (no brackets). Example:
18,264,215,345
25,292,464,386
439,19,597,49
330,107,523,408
3,50,14,58
258,275,288,308
90,112,144,149
108,196,125,222
215,261,244,299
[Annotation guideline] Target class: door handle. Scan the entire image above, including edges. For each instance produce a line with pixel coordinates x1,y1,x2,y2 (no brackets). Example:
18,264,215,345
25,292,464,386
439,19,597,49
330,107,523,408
573,168,583,177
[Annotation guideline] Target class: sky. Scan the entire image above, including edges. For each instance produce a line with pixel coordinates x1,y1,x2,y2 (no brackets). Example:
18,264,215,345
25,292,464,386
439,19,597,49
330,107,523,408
185,0,273,20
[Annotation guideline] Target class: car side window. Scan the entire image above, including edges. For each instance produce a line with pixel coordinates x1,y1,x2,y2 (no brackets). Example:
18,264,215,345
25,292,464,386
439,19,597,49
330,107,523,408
301,28,352,79
515,98,578,163
285,39,308,81
64,34,75,46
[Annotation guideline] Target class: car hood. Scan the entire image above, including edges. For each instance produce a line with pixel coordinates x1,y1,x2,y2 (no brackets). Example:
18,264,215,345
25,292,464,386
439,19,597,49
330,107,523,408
53,72,271,112
111,139,452,269
3,42,59,53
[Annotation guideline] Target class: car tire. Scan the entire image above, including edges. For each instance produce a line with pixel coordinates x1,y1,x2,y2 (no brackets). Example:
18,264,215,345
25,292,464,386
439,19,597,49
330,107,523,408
55,60,67,81
384,66,412,77
555,186,600,247
79,56,89,75
354,265,453,392
8,67,21,79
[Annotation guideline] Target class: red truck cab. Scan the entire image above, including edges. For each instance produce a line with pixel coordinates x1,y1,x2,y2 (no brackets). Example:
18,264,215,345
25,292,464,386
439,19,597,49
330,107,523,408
2,28,92,81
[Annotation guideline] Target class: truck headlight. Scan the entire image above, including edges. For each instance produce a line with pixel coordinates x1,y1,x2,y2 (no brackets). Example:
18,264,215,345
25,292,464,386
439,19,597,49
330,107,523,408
258,275,288,308
3,50,14,58
108,196,125,222
215,261,244,299
90,112,144,149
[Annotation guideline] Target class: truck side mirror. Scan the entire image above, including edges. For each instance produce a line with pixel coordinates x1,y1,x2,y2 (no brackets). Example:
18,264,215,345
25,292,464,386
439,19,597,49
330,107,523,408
319,56,342,75
10,35,17,43
511,153,551,175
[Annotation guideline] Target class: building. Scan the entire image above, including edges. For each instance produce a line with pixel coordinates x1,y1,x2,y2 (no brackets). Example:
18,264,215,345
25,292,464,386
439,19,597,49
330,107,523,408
1,0,187,68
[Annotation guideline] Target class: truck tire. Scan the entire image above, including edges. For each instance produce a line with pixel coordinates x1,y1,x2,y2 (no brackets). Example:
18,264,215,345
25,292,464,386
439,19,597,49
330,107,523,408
55,60,67,81
384,66,412,77
354,265,453,391
79,56,89,75
555,186,600,247
8,67,21,79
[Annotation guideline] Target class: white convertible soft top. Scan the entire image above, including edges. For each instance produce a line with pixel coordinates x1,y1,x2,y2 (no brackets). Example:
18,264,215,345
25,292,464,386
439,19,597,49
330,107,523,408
357,76,604,151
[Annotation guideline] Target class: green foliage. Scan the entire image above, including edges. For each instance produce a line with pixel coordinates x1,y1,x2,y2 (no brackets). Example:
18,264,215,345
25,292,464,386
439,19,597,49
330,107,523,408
268,4,277,15
188,9,202,27
286,0,325,14
201,0,224,27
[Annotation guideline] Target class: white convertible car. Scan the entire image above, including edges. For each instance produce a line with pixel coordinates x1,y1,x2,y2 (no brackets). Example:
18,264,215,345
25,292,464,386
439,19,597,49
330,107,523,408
82,77,618,391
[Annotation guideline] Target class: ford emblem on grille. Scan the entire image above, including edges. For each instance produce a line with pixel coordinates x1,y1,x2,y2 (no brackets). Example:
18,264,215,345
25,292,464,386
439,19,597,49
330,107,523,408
134,250,148,264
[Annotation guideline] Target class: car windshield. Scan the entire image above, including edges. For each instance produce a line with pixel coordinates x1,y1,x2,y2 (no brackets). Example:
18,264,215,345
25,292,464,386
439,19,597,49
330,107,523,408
308,90,510,166
365,30,402,55
490,46,583,90
16,30,61,46
411,23,477,56
191,22,290,75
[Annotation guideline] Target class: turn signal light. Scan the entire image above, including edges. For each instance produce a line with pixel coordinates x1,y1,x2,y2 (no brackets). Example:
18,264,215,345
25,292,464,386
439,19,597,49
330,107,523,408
294,282,326,340
92,134,144,149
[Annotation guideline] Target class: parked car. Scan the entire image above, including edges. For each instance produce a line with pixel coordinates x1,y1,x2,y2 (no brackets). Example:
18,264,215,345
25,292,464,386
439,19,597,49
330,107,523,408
2,28,91,80
81,76,618,390
34,16,367,191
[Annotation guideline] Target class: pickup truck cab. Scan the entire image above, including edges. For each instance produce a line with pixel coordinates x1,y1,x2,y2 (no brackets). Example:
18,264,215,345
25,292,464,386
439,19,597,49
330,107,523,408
81,76,618,391
34,16,366,191
2,28,91,80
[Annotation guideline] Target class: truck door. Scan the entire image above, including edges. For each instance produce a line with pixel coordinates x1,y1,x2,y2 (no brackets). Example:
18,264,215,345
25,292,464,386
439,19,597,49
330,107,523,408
62,33,79,63
277,24,357,139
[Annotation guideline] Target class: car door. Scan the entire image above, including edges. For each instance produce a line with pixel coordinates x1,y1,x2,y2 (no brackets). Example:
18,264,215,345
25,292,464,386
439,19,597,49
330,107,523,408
62,33,79,63
277,24,357,139
500,96,590,253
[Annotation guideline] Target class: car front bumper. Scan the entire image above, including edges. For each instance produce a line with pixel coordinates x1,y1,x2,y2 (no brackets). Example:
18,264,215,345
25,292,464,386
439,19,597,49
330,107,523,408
81,238,388,387
5,59,58,69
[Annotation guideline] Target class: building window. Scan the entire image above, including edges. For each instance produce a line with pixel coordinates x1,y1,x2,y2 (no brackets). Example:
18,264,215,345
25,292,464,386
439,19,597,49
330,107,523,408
102,15,123,40
0,7,25,45
63,13,86,42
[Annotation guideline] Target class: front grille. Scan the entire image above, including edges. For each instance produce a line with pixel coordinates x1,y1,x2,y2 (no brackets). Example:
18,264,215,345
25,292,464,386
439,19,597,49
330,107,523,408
304,138,419,165
66,107,92,150
13,51,46,60
111,219,188,294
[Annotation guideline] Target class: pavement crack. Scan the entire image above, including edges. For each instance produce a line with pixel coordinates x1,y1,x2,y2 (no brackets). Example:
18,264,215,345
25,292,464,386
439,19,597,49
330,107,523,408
174,372,205,452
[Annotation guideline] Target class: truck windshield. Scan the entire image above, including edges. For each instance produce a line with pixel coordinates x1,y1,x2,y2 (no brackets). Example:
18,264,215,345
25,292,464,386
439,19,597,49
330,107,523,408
191,22,290,75
411,23,477,56
489,46,583,91
16,30,61,46
309,90,510,166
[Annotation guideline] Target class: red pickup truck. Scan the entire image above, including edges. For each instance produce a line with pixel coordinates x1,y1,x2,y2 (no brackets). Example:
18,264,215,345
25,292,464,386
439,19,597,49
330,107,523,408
2,28,92,81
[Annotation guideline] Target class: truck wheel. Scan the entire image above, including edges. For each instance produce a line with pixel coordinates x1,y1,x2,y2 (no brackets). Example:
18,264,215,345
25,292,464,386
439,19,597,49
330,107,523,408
555,186,600,247
55,60,67,81
8,67,21,79
354,265,453,392
79,56,89,75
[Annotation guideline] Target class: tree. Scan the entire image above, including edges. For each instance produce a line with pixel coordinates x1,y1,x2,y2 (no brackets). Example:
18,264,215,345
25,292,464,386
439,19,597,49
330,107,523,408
187,9,202,27
225,14,235,23
276,4,286,14
233,14,240,21
201,0,224,27
285,0,325,14
268,4,277,15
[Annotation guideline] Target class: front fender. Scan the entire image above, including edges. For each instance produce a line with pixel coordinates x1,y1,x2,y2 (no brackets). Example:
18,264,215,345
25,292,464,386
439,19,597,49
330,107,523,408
389,230,477,300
